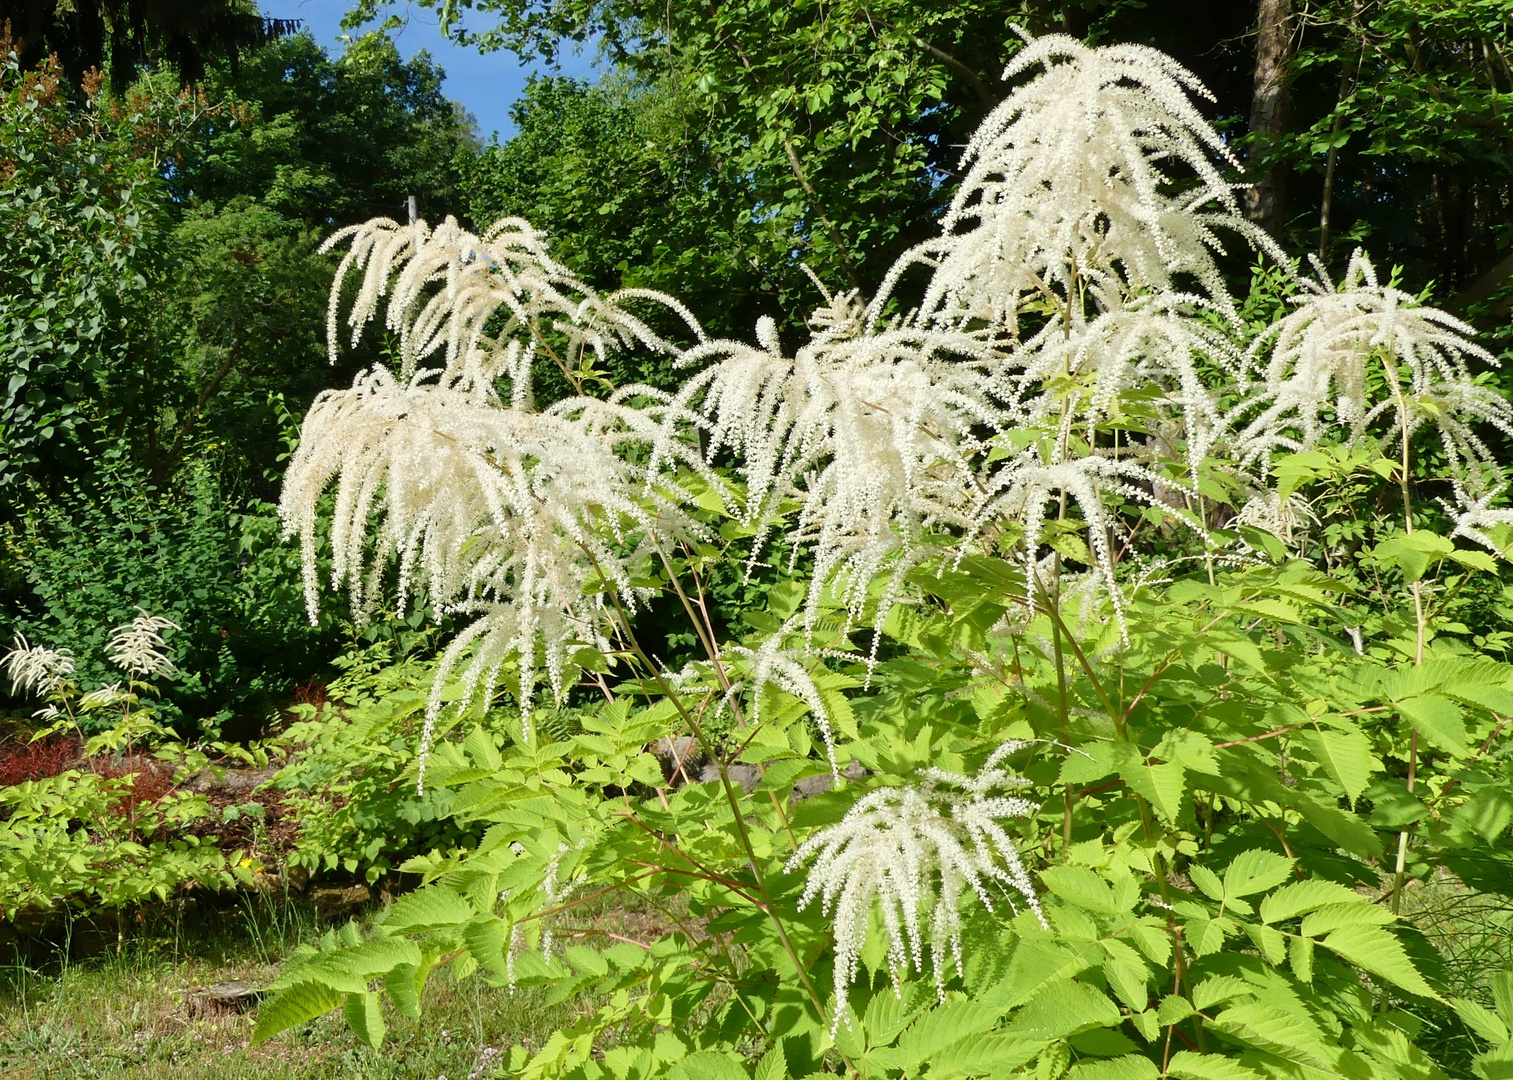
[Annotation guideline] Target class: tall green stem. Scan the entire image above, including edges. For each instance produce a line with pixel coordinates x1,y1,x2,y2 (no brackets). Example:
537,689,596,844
585,549,846,1051
1389,400,1424,915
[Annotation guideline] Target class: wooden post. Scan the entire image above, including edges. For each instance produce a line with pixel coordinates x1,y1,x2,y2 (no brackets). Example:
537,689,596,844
407,195,418,225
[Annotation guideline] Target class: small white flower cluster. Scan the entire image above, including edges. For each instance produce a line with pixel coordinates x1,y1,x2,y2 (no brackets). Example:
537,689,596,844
786,742,1045,1024
105,610,180,681
2,635,74,699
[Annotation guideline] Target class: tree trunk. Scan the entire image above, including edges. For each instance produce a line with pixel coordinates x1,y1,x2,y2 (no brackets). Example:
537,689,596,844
1247,0,1294,238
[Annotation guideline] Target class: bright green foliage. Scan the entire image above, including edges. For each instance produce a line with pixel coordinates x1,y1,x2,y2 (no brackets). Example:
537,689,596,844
252,517,1513,1077
270,633,527,884
0,768,233,917
0,52,156,490
5,449,333,735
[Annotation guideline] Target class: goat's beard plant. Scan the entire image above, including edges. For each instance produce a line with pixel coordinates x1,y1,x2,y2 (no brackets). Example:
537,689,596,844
266,32,1513,1080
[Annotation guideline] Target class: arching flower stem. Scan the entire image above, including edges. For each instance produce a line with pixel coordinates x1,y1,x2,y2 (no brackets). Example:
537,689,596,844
580,547,851,1051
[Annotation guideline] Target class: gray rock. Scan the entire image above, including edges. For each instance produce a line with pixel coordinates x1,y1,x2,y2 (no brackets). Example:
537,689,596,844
792,760,867,803
309,882,371,917
697,762,762,793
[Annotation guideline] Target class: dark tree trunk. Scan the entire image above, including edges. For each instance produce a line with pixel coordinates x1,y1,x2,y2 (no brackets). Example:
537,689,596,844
1246,0,1294,238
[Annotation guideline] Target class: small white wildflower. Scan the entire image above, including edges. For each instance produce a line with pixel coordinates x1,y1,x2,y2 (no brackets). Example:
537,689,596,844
79,683,128,709
105,610,179,680
2,635,74,698
1445,483,1513,556
787,741,1045,1027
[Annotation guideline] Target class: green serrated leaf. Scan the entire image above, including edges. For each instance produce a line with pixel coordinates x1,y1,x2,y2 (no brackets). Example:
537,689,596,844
1066,1054,1159,1080
1167,1050,1266,1080
1299,730,1378,808
1005,979,1121,1040
753,1045,788,1080
1475,1042,1513,1080
1299,902,1394,937
252,980,342,1044
1123,760,1186,824
380,886,475,933
1494,971,1513,1029
1104,957,1150,1012
889,1000,1004,1069
383,962,425,1020
1320,925,1441,1000
1289,934,1314,984
462,917,511,983
1397,694,1469,758
929,1033,1043,1078
1454,998,1510,1045
668,1050,748,1080
1191,976,1251,1011
1210,1001,1335,1070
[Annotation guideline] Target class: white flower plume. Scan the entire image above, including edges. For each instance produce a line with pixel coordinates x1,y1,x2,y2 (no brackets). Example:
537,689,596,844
668,313,999,643
3,635,74,699
1234,252,1513,486
787,741,1044,1023
896,32,1278,333
322,215,704,391
284,215,709,779
1445,483,1513,556
105,610,179,680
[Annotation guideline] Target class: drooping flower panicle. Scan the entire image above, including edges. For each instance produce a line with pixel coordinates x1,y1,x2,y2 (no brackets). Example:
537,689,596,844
787,742,1044,1023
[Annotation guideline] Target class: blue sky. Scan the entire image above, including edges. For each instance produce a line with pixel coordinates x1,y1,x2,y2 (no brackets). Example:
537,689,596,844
259,0,600,141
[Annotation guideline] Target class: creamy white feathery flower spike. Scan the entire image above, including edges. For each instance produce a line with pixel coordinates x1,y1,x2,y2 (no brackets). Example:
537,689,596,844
787,741,1044,1029
105,610,179,680
1445,483,1513,556
1233,251,1513,486
2,635,74,698
885,32,1282,334
662,31,1280,658
666,311,1001,652
288,215,714,789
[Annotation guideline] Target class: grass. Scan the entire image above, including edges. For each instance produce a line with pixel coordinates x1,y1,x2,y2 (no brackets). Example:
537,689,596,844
0,892,580,1080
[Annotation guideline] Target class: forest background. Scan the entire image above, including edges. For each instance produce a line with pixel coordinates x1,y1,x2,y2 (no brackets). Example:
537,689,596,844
5,0,1513,1077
